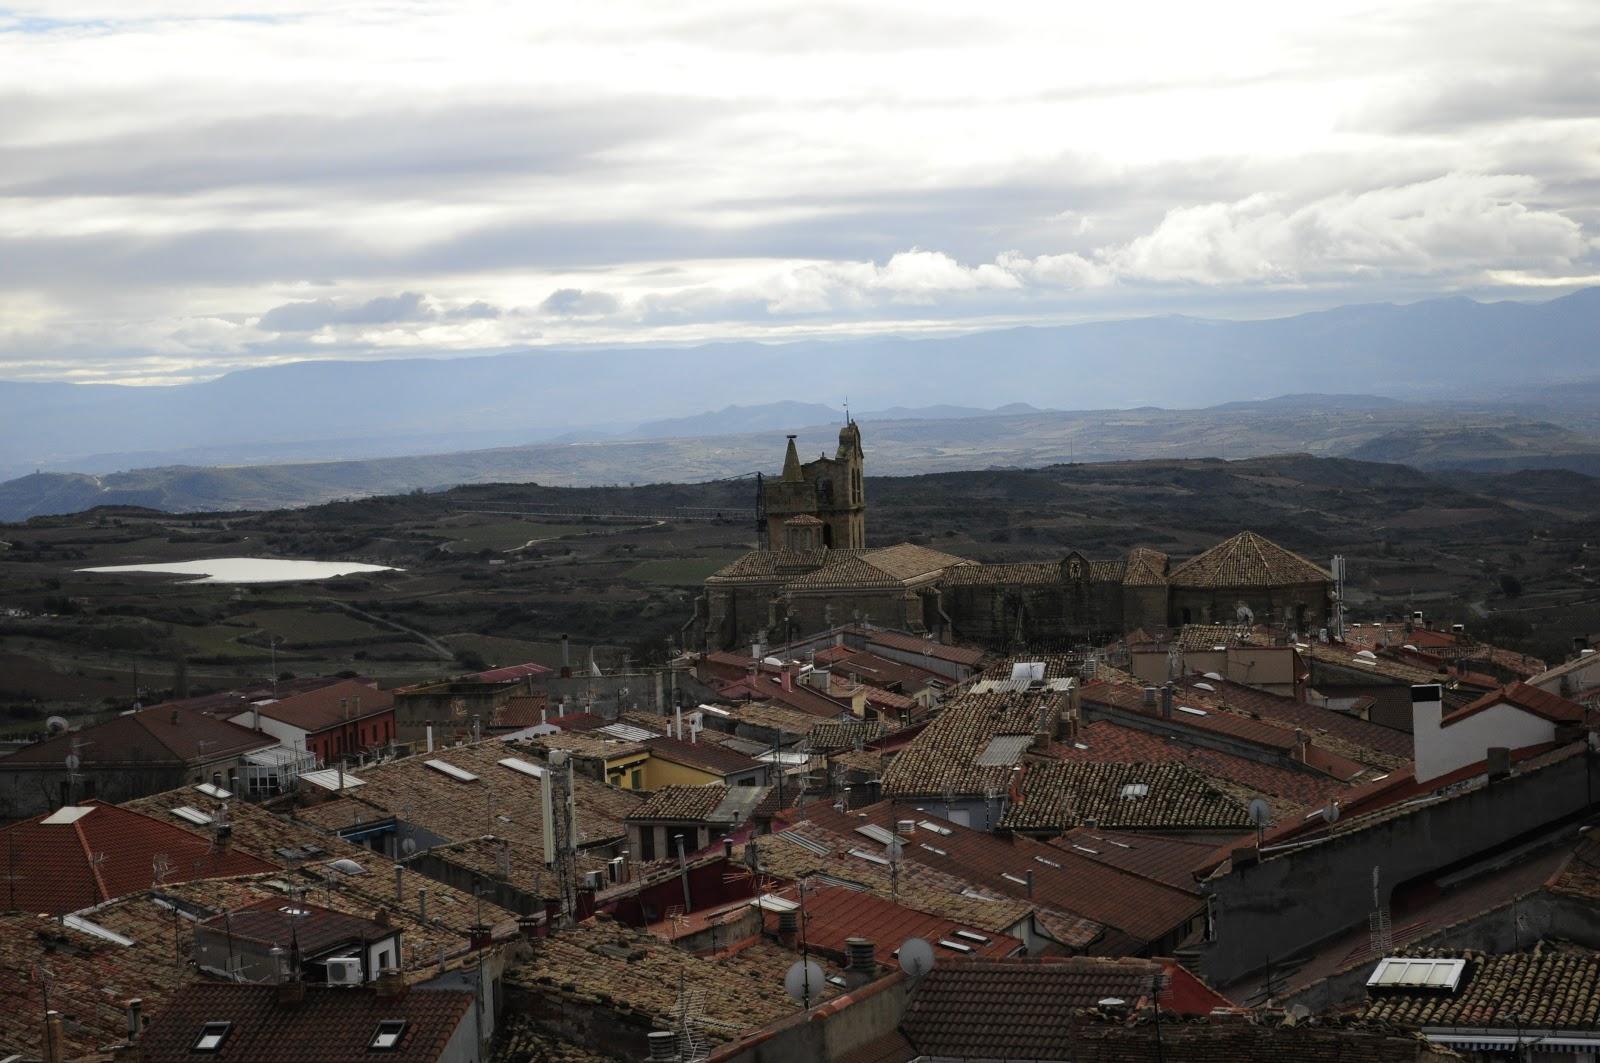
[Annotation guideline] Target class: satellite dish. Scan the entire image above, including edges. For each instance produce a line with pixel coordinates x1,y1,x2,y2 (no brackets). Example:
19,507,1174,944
64,753,81,773
1247,798,1271,827
401,837,418,856
1321,802,1341,824
898,937,935,978
1289,1003,1311,1023
46,716,70,734
784,959,826,1004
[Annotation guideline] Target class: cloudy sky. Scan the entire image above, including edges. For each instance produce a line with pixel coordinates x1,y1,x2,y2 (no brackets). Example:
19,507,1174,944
2,1,1597,384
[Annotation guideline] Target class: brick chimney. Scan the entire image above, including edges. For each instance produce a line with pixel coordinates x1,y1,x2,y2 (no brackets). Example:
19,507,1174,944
843,936,877,988
276,978,306,1008
374,969,408,1001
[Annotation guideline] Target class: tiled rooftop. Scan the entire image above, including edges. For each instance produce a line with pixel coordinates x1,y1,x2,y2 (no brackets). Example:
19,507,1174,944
808,720,889,752
759,883,1024,963
136,982,474,1062
626,784,761,823
293,739,641,867
507,916,840,1042
0,801,277,915
0,704,273,767
880,690,1061,798
645,734,764,776
1358,942,1600,1030
1166,530,1332,589
250,679,393,732
1003,761,1254,833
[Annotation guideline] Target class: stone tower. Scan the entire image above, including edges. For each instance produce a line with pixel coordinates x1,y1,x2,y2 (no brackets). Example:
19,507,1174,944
763,421,866,550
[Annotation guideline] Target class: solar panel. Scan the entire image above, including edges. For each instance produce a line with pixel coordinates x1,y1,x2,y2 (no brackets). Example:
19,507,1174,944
854,824,897,846
171,806,214,826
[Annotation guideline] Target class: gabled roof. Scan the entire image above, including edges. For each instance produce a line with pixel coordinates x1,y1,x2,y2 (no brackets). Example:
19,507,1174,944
0,801,276,914
1003,761,1254,833
1167,530,1332,589
136,983,474,1062
761,883,1023,963
0,705,274,768
644,734,764,776
1441,681,1587,727
1121,547,1170,587
625,784,765,824
248,679,393,733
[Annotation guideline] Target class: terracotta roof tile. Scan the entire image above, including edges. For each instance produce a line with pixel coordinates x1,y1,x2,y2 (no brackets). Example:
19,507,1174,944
1002,761,1254,833
0,801,277,915
1359,941,1600,1030
136,982,473,1062
0,705,273,768
250,680,393,733
1167,531,1332,589
644,735,763,776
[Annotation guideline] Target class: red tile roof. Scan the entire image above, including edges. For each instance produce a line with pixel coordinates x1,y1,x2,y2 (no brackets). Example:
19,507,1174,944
0,705,274,767
645,735,764,776
250,679,393,734
851,627,986,667
135,982,474,1062
1049,828,1224,894
1171,674,1413,761
1441,681,1586,727
467,661,553,683
1056,720,1348,810
803,802,1202,953
900,957,1222,1058
1166,531,1332,589
762,884,1023,963
0,801,276,915
1082,681,1300,752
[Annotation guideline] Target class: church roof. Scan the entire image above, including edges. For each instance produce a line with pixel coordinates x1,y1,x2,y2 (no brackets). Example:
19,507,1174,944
1121,547,1169,587
1166,531,1331,589
784,514,825,526
710,543,971,591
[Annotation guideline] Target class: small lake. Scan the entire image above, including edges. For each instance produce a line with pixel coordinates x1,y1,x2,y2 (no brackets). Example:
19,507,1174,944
77,558,396,584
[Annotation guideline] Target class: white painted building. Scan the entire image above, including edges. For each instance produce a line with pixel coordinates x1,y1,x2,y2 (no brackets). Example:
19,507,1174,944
1412,681,1585,785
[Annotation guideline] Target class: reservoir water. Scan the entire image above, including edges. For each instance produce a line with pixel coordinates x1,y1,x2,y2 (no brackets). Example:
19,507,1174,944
77,558,395,584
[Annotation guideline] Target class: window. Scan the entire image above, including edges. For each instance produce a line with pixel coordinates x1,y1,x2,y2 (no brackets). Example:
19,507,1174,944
629,769,642,789
193,1021,231,1052
369,1020,407,1050
638,829,656,861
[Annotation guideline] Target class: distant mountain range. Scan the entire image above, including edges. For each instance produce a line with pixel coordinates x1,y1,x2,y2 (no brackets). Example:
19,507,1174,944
4,288,1599,483
5,392,1600,521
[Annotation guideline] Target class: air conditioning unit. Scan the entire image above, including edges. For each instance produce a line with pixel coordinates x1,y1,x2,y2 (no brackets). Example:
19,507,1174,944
325,957,363,986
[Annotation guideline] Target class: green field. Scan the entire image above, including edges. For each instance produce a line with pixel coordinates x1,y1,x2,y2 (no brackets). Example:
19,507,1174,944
625,554,742,585
434,519,599,553
234,608,384,643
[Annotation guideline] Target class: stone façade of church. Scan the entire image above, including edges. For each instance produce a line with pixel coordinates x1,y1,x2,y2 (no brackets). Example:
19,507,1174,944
684,427,1334,651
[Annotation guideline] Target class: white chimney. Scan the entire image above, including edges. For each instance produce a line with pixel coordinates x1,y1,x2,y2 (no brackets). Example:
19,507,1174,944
1411,683,1446,783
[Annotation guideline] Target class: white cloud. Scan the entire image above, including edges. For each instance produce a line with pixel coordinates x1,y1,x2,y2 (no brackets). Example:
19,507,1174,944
0,2,1596,380
1110,174,1587,284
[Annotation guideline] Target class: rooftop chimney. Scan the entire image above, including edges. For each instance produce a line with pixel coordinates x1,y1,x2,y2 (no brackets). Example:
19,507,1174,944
418,887,428,922
276,978,306,1008
394,864,404,903
843,937,877,988
1487,746,1512,780
778,909,799,937
44,1010,65,1063
1160,685,1174,720
647,1030,679,1062
125,999,143,1045
1410,683,1447,783
374,969,407,1001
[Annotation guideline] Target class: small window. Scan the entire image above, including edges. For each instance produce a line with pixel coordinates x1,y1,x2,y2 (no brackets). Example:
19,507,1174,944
370,1019,407,1050
193,1021,231,1051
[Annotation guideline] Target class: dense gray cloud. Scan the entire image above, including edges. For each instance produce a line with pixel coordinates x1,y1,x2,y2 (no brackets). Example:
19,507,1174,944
0,1,1595,383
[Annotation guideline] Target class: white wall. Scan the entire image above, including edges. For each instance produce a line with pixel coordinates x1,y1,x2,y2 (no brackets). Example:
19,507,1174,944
1415,696,1556,784
229,710,307,752
1532,652,1600,696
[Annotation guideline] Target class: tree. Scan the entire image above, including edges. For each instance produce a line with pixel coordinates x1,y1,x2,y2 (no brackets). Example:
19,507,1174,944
1499,574,1524,599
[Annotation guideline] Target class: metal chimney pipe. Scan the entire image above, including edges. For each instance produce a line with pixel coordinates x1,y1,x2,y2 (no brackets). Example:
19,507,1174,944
647,1030,679,1062
425,722,434,753
844,937,875,972
418,888,428,922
